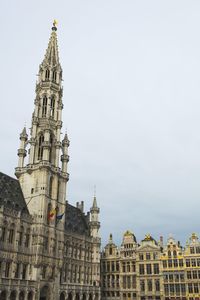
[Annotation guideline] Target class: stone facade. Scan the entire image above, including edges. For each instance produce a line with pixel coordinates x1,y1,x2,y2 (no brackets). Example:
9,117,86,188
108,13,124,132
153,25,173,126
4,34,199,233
101,232,200,300
0,23,101,300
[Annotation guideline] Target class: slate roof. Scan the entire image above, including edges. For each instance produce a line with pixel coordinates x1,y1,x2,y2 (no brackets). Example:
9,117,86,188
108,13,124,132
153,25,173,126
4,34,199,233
0,172,29,214
65,203,90,236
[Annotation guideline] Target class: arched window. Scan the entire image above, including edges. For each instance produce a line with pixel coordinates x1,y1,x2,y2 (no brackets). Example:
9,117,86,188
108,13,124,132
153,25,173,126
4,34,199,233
18,226,24,246
42,96,47,117
53,71,57,82
38,134,44,160
50,96,55,118
49,134,54,163
45,69,50,80
8,224,15,243
25,228,30,247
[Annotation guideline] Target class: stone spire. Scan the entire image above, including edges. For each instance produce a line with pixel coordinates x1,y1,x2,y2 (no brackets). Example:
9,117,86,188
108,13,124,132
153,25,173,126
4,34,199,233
42,20,60,68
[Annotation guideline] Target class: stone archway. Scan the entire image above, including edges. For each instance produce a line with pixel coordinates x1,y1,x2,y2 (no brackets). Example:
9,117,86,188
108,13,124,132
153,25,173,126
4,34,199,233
19,291,25,300
28,291,33,300
10,291,17,300
1,291,7,300
40,286,50,300
60,292,65,300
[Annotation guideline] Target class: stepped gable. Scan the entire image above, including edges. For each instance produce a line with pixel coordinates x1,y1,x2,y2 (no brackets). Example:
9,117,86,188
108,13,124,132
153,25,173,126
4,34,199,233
0,172,29,214
65,203,90,236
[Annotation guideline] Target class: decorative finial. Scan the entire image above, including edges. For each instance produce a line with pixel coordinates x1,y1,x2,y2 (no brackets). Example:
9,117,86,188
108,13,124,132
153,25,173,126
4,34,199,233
52,19,58,31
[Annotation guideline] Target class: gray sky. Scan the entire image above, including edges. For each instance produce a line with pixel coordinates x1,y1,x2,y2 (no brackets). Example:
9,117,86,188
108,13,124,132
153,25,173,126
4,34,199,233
0,0,200,246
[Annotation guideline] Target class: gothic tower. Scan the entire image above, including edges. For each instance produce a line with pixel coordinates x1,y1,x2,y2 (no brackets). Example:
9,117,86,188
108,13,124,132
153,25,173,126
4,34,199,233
15,21,69,224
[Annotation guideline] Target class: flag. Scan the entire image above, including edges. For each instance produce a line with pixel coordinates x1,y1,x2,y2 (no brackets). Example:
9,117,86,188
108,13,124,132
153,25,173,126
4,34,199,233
48,208,56,220
56,213,65,220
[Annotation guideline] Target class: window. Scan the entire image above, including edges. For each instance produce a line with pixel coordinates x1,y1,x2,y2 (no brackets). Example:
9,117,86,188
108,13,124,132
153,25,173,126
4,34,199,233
53,71,57,82
154,263,159,274
25,229,30,247
164,284,169,295
188,283,193,293
146,264,152,274
168,260,172,268
180,273,184,281
155,279,160,292
15,263,20,278
194,283,199,293
173,259,178,267
42,96,47,117
163,260,167,268
109,247,113,255
186,259,190,267
187,271,192,279
50,96,55,118
140,280,145,292
45,69,50,80
38,134,44,160
191,259,196,267
193,270,197,279
175,284,180,294
196,246,200,253
190,247,195,254
147,280,152,291
8,228,14,243
18,226,23,246
139,264,144,275
1,227,6,241
146,253,151,260
5,262,10,277
179,259,183,267
197,258,200,267
49,134,54,163
139,253,144,260
22,264,27,279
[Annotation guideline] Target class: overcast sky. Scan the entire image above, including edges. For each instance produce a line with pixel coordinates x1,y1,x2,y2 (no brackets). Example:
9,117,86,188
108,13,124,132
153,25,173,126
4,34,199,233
1,0,200,247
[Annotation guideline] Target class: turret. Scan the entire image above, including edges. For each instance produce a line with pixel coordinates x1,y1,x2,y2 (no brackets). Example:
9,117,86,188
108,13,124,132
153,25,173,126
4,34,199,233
90,196,100,238
17,127,28,168
61,133,70,173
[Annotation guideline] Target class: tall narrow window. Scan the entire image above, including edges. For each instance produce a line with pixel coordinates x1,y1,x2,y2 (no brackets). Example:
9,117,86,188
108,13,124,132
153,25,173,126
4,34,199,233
5,262,10,277
49,177,53,198
53,71,57,82
45,69,50,80
38,134,44,160
49,134,54,163
50,96,55,118
42,96,47,117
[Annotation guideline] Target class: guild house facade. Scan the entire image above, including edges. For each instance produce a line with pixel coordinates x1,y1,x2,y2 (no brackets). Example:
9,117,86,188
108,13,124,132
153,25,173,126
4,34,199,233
0,22,101,300
101,232,200,300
